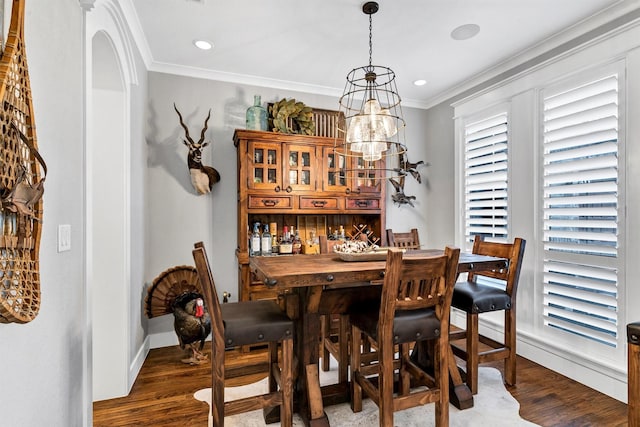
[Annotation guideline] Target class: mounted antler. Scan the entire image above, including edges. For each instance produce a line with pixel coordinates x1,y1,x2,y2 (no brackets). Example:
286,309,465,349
174,103,220,194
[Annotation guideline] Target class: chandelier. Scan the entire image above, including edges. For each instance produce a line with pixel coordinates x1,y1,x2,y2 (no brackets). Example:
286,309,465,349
335,1,406,177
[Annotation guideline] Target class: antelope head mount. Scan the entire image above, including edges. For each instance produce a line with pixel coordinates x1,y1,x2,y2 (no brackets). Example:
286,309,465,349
174,103,221,194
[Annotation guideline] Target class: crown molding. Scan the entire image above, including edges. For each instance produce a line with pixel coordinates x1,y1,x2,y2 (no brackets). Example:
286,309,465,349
424,0,640,109
117,0,640,111
450,8,640,109
117,0,153,70
149,61,343,97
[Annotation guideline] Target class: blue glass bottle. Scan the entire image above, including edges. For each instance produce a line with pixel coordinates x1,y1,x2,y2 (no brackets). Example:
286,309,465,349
246,95,268,131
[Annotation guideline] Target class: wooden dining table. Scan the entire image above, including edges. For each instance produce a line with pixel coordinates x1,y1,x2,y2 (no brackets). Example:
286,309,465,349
250,249,508,427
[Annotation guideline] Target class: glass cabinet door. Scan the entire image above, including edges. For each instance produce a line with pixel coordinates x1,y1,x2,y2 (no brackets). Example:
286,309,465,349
322,146,349,192
249,141,281,190
353,157,384,193
284,144,316,191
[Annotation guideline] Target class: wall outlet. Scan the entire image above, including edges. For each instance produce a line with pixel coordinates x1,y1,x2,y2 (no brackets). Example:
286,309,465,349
58,224,71,252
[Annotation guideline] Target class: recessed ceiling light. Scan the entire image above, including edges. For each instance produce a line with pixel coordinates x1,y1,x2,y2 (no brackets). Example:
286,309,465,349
450,24,480,41
413,79,427,87
193,39,213,50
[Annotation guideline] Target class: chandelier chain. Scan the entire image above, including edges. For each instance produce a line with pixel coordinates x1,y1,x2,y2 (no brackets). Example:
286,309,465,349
368,13,373,67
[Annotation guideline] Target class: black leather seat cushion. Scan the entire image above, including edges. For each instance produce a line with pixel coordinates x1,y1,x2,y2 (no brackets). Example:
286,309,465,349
628,322,640,345
350,305,441,344
221,300,293,348
452,280,511,314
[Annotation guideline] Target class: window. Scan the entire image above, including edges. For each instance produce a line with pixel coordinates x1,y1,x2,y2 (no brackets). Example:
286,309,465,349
541,73,620,347
453,36,633,395
463,112,509,244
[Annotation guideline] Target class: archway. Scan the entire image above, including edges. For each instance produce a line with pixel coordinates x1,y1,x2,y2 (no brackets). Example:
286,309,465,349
90,30,129,401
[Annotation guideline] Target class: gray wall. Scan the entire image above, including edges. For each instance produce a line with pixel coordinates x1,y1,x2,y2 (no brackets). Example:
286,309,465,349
0,2,635,424
0,1,86,426
145,72,434,341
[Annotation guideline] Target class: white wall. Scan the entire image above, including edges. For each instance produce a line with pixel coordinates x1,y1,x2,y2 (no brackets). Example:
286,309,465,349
86,0,149,403
0,1,86,426
92,85,128,399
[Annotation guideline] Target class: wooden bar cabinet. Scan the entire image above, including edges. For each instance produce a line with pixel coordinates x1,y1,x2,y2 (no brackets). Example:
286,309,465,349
234,129,387,302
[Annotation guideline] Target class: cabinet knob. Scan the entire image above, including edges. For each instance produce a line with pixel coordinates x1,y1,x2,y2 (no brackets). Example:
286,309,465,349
379,271,385,278
274,185,281,192
326,274,334,282
313,200,327,207
265,278,278,287
346,187,361,195
285,186,293,193
262,199,279,207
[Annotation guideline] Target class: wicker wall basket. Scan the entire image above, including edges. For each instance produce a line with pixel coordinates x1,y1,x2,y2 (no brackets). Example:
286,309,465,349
0,0,44,323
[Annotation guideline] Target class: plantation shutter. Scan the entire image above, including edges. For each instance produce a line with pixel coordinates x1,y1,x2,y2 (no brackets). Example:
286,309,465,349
463,113,509,244
542,74,619,347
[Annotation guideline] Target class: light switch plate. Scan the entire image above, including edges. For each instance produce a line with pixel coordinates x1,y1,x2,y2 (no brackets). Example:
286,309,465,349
58,224,71,252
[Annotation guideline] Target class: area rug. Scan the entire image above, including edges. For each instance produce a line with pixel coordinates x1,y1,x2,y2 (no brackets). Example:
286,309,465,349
194,359,539,426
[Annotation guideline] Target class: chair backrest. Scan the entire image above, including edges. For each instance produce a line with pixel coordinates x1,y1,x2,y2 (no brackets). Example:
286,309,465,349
379,247,460,330
386,228,421,250
192,241,224,347
467,235,526,297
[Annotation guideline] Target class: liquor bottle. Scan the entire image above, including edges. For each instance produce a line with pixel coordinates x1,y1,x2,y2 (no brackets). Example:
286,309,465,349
279,225,293,254
292,230,302,254
270,222,279,254
261,223,272,256
250,222,261,256
339,225,346,240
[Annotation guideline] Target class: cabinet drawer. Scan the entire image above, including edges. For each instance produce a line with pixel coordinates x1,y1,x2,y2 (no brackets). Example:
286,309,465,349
300,197,339,209
248,195,292,209
346,198,380,210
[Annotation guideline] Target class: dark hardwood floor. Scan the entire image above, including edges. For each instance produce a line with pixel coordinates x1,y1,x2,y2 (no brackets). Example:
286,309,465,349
93,345,628,426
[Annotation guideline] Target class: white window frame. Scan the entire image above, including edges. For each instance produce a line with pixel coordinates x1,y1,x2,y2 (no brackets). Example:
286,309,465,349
454,103,512,253
462,111,510,245
452,21,640,403
538,61,626,361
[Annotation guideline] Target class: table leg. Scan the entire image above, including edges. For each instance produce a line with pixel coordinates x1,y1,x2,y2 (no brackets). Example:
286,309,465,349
409,340,474,410
296,286,330,427
447,347,474,409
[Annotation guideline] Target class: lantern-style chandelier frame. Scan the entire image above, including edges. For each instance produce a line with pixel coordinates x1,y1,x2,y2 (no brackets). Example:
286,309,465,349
335,1,407,181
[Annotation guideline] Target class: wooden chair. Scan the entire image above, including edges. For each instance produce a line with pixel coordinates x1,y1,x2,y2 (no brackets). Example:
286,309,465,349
192,242,294,427
449,235,526,394
386,228,421,249
349,246,460,427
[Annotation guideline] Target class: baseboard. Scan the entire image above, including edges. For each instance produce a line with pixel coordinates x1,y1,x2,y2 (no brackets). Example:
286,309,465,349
450,309,628,403
128,336,150,393
516,330,627,403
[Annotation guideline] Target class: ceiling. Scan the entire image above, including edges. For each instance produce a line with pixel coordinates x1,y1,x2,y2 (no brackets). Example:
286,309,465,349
124,0,630,109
